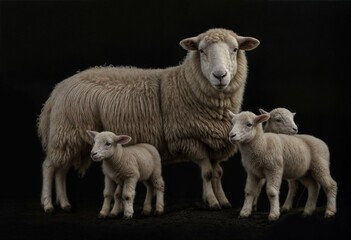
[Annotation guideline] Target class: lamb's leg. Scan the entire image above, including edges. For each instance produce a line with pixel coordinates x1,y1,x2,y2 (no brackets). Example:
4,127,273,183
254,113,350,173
299,175,320,216
211,162,231,209
99,176,116,218
281,179,299,212
141,181,153,216
41,158,55,213
55,166,72,212
153,176,165,216
239,173,260,218
122,177,138,219
194,158,221,210
265,171,282,222
110,184,122,218
253,178,266,211
312,164,337,218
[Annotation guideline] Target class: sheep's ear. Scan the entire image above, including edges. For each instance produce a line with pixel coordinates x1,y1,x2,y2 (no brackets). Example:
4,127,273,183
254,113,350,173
237,36,260,51
86,130,98,139
114,135,132,145
292,112,296,117
259,108,269,115
180,37,199,51
255,114,270,124
227,110,236,119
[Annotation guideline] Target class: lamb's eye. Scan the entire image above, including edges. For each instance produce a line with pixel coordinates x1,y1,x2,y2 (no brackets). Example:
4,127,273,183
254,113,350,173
247,123,253,127
233,48,238,52
276,119,282,123
105,142,111,146
199,49,205,54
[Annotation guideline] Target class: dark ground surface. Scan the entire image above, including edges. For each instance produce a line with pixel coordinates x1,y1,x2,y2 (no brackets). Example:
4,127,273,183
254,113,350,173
1,195,350,240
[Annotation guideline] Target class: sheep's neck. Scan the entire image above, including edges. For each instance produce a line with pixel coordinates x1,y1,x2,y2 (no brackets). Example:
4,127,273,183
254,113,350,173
105,144,124,170
240,127,267,154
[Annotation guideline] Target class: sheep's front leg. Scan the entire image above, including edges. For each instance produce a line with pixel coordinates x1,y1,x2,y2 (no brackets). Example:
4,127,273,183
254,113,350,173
109,184,123,217
212,162,231,208
299,176,320,216
265,171,282,222
253,178,266,211
194,158,220,210
122,177,138,219
99,176,116,218
240,173,260,218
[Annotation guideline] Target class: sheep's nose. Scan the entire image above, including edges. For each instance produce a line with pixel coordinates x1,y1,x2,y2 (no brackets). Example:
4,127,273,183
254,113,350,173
229,132,236,138
91,151,97,157
293,127,298,133
213,70,227,81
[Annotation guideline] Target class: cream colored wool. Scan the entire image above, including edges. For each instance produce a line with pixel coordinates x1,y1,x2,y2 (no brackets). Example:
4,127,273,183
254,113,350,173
38,28,260,213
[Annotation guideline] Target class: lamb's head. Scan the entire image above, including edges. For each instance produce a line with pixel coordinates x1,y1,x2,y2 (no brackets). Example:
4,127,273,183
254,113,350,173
86,130,132,162
228,110,269,143
180,28,259,91
259,108,298,135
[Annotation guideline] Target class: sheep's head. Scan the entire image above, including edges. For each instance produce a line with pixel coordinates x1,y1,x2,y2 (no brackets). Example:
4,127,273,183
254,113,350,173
86,130,132,162
180,28,259,91
228,110,269,143
260,108,298,135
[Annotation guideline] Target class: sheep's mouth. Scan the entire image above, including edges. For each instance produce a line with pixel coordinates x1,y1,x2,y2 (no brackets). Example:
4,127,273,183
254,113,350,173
91,156,103,162
215,84,227,90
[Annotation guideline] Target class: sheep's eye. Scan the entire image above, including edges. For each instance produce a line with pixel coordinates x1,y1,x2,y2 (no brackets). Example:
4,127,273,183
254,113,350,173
199,49,205,54
247,123,253,127
105,142,111,146
233,48,238,52
275,119,282,123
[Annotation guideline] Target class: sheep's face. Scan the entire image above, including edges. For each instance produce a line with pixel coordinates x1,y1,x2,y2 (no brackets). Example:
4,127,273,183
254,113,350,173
180,28,259,91
261,108,298,135
86,131,132,162
228,111,269,143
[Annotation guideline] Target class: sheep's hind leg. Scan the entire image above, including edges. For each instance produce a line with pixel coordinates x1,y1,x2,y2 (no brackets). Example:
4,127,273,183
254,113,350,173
41,158,55,213
55,166,72,212
212,163,231,208
153,176,165,216
265,171,282,222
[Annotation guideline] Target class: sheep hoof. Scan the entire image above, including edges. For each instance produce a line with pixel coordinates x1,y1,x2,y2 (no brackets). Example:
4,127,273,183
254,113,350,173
206,202,221,211
281,207,290,213
154,210,164,216
98,213,108,219
268,214,280,222
141,210,152,216
108,213,119,218
324,210,336,219
44,207,55,214
123,215,133,220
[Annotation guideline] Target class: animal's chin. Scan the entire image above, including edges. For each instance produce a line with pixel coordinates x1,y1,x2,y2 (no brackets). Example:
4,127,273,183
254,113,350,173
91,157,103,162
214,84,228,91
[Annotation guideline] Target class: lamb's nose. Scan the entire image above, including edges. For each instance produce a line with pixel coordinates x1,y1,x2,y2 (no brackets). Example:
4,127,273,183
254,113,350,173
293,127,298,133
229,132,236,138
91,151,97,157
213,70,227,81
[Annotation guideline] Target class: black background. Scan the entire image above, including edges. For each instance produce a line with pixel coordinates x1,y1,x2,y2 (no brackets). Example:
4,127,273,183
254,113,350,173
1,0,350,239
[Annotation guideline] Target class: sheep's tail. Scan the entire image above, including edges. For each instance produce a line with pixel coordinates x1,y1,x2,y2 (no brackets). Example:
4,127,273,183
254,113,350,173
37,96,53,151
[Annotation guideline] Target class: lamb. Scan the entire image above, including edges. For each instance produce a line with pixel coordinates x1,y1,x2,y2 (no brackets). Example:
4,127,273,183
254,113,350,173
253,108,300,212
86,130,164,219
228,110,337,221
37,28,260,213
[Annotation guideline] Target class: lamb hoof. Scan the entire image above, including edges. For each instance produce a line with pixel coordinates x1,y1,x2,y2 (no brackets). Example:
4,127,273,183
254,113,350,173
221,202,232,209
325,210,336,219
268,214,280,222
98,213,108,219
108,213,118,218
62,205,72,212
207,203,221,211
123,215,133,220
281,206,291,213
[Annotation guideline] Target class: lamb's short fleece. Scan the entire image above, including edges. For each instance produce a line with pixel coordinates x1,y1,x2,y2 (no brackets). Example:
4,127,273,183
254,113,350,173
228,110,337,221
87,130,165,219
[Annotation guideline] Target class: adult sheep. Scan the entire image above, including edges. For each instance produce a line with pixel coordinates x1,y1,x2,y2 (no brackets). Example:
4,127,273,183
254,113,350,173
38,28,260,213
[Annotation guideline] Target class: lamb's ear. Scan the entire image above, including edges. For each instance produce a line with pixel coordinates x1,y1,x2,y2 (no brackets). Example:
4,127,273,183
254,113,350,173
180,37,199,51
237,36,260,51
254,113,270,124
292,112,296,117
227,110,236,119
259,108,269,115
86,130,98,140
114,135,132,145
